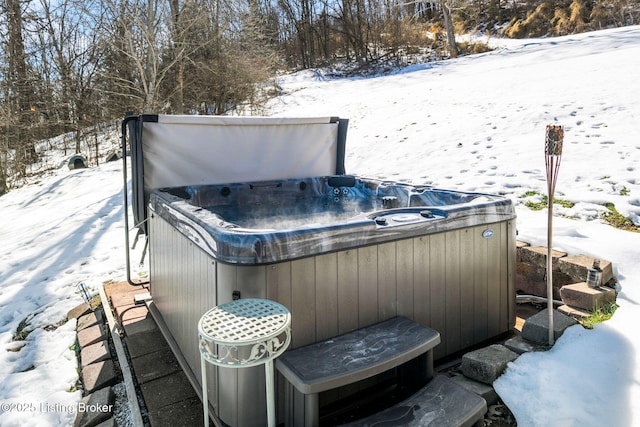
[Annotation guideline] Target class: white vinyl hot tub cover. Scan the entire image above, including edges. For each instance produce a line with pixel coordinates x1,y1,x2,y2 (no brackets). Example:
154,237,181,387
141,115,343,190
124,114,348,236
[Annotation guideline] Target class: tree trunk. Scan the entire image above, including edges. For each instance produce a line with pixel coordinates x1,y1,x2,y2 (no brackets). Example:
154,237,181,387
6,0,38,176
0,144,8,195
94,131,99,166
143,0,159,112
169,0,184,114
442,1,458,58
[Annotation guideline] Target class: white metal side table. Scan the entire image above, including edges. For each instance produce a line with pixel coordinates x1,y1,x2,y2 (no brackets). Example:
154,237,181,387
198,298,291,427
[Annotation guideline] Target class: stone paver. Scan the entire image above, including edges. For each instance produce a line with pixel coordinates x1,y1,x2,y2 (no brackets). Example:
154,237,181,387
68,303,91,320
503,335,545,355
557,255,614,286
113,302,149,325
80,340,111,367
131,348,181,384
147,396,204,427
520,308,577,345
460,344,518,385
73,386,115,427
104,281,148,297
110,293,139,309
126,328,169,359
77,310,103,331
123,316,156,337
77,324,106,348
519,246,567,270
140,371,198,413
85,282,205,427
560,282,616,312
120,306,150,325
82,360,118,394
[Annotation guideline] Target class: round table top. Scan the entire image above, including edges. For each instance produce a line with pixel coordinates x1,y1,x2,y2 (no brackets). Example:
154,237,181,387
198,298,291,346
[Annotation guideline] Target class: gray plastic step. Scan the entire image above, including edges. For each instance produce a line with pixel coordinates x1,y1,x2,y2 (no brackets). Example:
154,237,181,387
338,375,487,427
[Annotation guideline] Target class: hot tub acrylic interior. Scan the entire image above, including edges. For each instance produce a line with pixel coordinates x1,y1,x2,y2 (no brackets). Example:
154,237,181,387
148,175,516,427
149,175,515,265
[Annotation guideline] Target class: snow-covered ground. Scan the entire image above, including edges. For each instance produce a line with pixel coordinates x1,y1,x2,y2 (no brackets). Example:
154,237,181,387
1,26,639,426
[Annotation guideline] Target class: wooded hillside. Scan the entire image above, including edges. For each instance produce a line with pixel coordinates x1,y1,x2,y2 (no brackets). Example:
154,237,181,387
1,0,638,194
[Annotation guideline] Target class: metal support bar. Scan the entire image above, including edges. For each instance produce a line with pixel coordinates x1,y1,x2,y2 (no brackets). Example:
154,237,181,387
121,115,149,287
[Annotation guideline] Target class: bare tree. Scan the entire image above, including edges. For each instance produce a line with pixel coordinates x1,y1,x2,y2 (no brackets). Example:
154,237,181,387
4,0,638,198
98,0,169,112
3,0,39,178
93,0,279,115
178,0,280,115
338,0,370,63
278,0,320,68
407,1,459,58
441,1,459,58
37,0,105,154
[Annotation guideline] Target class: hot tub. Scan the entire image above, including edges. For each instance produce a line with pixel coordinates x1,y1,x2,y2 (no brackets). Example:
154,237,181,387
149,175,514,265
122,114,516,427
148,176,516,426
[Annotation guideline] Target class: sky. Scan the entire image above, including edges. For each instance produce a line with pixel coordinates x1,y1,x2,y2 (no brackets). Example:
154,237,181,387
0,25,639,427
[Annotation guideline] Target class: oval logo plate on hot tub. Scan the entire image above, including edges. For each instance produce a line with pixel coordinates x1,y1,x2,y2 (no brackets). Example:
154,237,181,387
482,229,494,239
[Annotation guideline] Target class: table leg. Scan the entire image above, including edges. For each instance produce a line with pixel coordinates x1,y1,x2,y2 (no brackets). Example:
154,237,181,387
201,354,209,427
265,359,275,427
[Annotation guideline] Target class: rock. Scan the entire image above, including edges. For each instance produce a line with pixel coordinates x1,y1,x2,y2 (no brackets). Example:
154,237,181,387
520,308,577,345
503,335,545,355
560,282,616,312
460,344,519,385
450,374,499,405
519,246,566,270
557,255,614,286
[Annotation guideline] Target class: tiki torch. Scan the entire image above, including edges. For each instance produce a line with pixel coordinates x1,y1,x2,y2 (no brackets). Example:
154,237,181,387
545,124,564,346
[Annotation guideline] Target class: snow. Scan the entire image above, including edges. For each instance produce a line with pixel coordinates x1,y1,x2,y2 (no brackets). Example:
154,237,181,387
1,25,639,426
0,159,126,426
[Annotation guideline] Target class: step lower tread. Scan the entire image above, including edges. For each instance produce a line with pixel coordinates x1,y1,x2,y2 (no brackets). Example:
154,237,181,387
338,375,487,427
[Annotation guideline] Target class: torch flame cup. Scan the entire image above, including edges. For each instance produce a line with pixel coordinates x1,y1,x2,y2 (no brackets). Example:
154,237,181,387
545,125,564,156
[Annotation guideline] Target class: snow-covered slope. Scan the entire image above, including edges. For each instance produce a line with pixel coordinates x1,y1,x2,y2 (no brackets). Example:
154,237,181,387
1,25,639,426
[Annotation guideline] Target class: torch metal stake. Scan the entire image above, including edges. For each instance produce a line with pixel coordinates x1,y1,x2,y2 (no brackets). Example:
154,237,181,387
545,125,564,346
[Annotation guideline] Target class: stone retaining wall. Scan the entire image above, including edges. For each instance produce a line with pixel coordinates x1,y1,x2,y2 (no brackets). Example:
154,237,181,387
516,241,615,299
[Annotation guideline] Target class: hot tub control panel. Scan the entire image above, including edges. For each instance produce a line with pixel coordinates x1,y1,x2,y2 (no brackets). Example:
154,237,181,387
372,209,447,227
